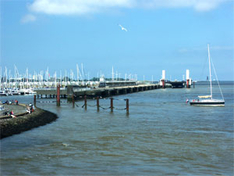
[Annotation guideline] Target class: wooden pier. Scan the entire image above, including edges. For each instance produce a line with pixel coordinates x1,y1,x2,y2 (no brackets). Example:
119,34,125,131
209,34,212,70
34,84,160,100
35,88,67,99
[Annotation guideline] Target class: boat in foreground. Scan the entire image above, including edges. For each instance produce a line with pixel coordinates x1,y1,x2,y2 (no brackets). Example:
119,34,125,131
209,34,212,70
190,96,225,107
189,44,225,107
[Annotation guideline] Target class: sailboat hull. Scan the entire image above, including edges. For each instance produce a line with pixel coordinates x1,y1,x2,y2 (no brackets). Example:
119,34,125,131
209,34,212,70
190,100,225,106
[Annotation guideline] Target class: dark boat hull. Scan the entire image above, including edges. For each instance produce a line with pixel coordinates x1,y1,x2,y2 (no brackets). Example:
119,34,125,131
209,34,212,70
190,101,225,106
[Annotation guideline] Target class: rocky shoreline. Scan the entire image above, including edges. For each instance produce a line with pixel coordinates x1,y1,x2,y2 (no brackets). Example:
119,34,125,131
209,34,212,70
0,106,58,139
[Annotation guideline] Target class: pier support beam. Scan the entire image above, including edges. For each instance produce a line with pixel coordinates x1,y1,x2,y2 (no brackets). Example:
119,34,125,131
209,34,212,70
96,96,99,111
84,95,87,110
110,98,114,113
186,79,190,88
57,84,60,106
34,95,36,107
104,90,110,97
161,80,165,88
125,99,129,115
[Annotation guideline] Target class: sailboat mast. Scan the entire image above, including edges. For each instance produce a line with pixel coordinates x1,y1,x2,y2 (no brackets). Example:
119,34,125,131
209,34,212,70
208,44,212,98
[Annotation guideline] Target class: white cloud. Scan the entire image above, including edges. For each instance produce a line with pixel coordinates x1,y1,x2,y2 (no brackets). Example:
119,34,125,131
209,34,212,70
28,0,134,15
21,14,36,23
27,0,228,15
192,0,226,11
137,0,228,11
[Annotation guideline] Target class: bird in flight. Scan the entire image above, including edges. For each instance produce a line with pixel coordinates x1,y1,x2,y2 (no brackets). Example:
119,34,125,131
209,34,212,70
119,24,127,32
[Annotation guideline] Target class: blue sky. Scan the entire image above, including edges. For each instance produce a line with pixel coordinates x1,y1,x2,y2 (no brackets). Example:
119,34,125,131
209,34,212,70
1,0,233,81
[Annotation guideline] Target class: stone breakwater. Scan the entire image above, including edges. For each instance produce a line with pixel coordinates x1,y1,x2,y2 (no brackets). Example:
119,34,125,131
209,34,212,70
0,106,58,139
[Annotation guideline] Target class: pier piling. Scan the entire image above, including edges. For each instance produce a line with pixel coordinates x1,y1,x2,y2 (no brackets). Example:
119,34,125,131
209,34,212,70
57,84,60,107
96,96,100,111
125,99,129,115
110,98,114,112
84,95,87,110
34,94,36,107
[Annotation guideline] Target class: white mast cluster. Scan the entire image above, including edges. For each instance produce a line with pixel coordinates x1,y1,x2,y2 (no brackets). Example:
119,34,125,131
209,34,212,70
0,65,140,91
111,66,137,81
0,64,92,89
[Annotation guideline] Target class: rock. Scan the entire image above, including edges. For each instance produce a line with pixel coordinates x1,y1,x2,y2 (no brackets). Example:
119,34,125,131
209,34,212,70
0,107,58,139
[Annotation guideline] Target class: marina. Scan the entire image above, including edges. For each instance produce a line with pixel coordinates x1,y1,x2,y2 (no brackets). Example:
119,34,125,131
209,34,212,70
1,66,193,101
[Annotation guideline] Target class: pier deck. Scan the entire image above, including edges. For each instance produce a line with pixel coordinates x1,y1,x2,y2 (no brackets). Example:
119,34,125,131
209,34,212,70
35,84,160,100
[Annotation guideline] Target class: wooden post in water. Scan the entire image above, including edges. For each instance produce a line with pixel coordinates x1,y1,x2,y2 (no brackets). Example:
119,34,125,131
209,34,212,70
57,84,60,106
125,99,129,115
96,96,99,111
110,98,114,112
162,80,165,89
34,94,36,107
186,79,190,88
72,95,75,108
84,95,87,110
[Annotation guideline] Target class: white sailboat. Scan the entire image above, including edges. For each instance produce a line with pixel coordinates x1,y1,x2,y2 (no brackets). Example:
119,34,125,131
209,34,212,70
190,44,225,106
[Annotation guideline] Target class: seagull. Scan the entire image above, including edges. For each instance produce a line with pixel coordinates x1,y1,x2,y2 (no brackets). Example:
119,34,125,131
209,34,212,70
119,24,127,32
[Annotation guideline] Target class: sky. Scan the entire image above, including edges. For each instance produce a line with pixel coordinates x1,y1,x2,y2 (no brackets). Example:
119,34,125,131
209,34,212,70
0,0,233,81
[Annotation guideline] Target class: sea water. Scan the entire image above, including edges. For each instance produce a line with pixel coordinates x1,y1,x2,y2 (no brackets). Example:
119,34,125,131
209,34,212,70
0,82,233,175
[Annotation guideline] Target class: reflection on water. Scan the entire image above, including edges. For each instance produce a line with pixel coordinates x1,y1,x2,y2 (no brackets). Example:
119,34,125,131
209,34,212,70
0,84,233,175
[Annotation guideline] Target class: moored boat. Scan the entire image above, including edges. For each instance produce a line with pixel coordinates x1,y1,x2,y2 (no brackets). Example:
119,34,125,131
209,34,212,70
189,44,225,107
0,90,8,96
190,97,225,106
11,89,21,95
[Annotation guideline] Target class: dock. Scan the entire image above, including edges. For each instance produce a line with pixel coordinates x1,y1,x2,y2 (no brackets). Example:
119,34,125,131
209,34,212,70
35,84,160,100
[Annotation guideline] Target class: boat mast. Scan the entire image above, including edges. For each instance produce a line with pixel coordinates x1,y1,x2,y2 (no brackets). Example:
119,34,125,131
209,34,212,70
208,44,212,99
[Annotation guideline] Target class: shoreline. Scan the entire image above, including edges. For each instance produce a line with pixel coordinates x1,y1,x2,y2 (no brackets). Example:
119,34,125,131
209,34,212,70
0,105,58,139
